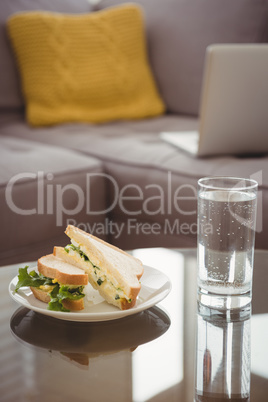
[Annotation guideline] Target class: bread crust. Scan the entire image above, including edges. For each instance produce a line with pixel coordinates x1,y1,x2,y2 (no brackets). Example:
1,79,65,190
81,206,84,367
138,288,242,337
61,298,84,311
30,286,85,311
30,287,51,303
38,254,88,285
120,297,136,310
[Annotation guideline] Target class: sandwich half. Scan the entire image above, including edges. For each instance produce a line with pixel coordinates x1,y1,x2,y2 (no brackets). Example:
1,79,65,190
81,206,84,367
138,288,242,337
54,225,144,310
15,254,88,312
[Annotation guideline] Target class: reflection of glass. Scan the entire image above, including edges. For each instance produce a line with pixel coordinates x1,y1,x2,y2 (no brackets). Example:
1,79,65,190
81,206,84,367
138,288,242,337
195,303,251,401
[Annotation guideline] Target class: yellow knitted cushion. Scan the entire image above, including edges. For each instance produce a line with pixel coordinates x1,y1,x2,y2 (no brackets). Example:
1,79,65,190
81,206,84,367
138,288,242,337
7,5,165,126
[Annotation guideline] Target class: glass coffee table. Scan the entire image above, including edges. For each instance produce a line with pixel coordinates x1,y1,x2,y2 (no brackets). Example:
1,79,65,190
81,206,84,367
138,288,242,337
0,248,267,402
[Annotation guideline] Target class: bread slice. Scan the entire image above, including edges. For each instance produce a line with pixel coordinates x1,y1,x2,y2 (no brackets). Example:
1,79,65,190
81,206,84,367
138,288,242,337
33,254,88,311
54,225,144,310
38,254,88,285
30,287,84,311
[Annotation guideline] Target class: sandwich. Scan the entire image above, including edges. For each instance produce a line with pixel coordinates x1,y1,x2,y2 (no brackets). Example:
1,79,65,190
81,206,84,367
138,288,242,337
15,254,88,312
53,225,144,310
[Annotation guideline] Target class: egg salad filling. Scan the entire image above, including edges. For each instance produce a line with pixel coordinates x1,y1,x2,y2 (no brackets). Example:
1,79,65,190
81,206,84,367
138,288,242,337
15,266,85,312
64,243,132,304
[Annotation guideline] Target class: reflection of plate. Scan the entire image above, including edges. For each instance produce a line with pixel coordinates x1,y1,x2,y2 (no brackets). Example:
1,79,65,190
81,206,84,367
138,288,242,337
8,265,171,322
10,305,171,356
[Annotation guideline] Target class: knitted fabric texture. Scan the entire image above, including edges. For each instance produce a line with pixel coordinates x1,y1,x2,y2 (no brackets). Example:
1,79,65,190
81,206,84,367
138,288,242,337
7,5,165,126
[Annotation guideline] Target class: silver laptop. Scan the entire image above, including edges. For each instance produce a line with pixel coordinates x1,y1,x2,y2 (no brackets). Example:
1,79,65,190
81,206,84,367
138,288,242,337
160,44,268,156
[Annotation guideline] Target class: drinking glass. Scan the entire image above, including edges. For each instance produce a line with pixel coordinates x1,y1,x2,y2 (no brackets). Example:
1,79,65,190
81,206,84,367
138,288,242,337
197,176,258,310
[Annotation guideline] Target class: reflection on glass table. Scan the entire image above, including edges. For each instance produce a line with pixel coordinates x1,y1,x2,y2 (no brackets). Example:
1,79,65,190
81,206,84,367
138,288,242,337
195,304,251,402
10,305,171,365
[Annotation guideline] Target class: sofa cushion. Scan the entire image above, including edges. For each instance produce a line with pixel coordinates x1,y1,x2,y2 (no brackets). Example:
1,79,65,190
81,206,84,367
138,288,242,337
95,0,268,116
0,0,91,112
0,136,107,265
1,115,267,250
7,5,164,126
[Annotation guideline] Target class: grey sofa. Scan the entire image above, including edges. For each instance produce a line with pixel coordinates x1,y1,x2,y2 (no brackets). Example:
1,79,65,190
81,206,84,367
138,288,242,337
1,0,268,266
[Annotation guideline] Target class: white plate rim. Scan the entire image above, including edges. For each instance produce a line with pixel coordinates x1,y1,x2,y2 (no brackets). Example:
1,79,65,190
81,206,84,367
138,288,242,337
8,265,171,322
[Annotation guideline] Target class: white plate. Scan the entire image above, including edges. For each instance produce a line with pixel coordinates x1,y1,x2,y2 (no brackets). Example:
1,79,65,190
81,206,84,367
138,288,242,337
9,265,171,322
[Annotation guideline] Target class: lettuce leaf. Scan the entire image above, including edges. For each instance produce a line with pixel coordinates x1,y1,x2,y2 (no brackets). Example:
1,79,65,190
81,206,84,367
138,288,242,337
48,298,70,312
15,266,85,313
48,284,85,312
15,266,53,293
58,285,85,300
